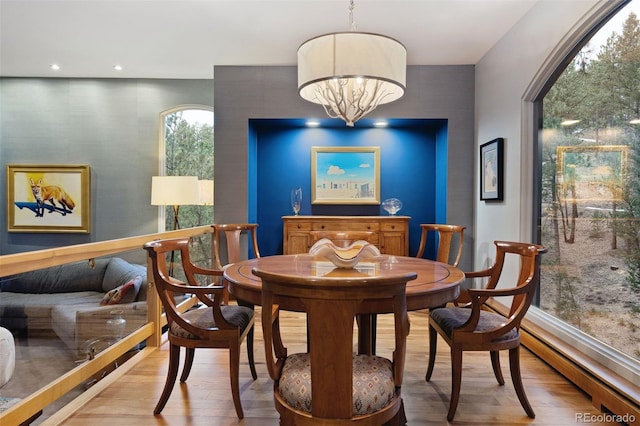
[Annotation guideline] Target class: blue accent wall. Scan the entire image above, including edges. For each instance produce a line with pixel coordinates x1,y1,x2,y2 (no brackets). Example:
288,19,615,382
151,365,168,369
249,119,448,256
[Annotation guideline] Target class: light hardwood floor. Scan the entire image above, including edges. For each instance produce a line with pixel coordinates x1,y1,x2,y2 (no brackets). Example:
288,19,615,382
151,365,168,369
55,309,618,425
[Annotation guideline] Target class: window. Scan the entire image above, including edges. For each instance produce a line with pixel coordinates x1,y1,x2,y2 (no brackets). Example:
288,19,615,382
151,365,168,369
538,2,640,362
160,106,214,266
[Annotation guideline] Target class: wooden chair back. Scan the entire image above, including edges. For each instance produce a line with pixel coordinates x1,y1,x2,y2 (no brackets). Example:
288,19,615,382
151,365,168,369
255,266,416,424
460,240,546,330
416,224,466,267
212,223,260,269
145,237,241,341
212,224,260,304
146,237,203,325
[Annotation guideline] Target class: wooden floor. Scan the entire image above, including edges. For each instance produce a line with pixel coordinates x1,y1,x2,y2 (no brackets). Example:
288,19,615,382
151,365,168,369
54,309,618,425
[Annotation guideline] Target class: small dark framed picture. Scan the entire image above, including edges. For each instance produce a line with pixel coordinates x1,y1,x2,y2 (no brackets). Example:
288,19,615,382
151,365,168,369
480,138,504,201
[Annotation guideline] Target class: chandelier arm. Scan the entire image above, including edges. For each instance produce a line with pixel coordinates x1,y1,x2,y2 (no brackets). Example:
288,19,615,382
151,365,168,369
316,82,345,118
332,82,349,115
353,80,378,111
350,79,382,121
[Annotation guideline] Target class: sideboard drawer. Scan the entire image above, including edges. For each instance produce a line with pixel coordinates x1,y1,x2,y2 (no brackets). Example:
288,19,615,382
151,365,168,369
291,222,312,231
311,222,379,232
381,222,404,231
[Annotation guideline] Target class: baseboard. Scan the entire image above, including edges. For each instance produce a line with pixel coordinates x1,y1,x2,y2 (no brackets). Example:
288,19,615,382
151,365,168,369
486,301,639,424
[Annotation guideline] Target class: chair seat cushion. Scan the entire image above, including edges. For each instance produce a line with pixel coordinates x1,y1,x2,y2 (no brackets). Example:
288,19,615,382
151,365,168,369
169,305,253,339
278,352,396,416
430,307,519,341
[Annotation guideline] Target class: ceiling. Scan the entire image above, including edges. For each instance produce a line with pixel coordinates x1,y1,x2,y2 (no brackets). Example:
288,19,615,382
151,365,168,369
0,0,537,79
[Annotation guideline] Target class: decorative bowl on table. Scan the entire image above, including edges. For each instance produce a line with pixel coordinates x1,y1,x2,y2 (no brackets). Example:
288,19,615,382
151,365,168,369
309,238,382,268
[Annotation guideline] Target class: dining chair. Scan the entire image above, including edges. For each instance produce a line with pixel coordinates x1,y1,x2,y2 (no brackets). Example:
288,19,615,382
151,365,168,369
308,230,376,249
144,237,257,418
425,240,546,421
212,223,260,303
415,224,466,267
255,266,416,425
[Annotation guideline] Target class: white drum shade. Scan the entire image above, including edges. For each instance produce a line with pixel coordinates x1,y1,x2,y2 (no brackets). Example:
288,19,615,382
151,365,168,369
298,32,406,126
151,176,199,206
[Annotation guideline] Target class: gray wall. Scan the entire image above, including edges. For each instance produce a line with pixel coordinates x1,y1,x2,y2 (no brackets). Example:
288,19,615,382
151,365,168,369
0,78,213,254
1,66,475,267
474,0,607,266
213,65,476,270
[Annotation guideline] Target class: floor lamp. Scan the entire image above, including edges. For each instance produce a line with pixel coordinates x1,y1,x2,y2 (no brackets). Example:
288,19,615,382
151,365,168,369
198,179,214,206
151,176,200,275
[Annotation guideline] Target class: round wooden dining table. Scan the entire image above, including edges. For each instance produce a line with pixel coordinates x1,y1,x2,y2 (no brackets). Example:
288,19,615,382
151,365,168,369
224,254,465,354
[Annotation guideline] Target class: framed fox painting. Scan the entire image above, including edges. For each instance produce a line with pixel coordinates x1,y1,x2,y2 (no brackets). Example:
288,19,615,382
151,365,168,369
7,164,91,233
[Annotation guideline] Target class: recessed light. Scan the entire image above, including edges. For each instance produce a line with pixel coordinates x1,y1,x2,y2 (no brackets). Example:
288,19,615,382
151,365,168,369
630,119,640,124
560,119,580,126
114,65,123,71
373,120,388,127
306,120,321,127
50,64,60,71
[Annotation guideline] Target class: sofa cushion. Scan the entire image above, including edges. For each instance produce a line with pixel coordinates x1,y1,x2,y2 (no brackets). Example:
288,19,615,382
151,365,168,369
102,258,146,297
0,291,104,328
0,259,109,294
51,302,147,354
0,327,15,387
100,275,142,305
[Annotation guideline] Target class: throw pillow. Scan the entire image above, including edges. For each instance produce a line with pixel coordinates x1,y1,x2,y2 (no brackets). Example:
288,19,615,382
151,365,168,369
100,275,142,305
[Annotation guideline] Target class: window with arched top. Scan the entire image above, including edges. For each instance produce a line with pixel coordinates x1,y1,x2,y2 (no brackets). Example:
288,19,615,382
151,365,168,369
537,1,640,365
158,105,214,265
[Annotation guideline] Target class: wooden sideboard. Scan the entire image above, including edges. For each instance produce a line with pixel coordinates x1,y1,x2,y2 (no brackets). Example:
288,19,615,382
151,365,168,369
282,215,410,256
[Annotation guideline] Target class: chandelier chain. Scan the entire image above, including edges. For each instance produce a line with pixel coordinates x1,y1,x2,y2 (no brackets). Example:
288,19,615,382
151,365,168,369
349,0,357,31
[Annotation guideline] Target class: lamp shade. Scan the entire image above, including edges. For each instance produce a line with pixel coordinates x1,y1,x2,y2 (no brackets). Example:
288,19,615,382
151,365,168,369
151,176,199,206
298,31,406,126
198,179,214,205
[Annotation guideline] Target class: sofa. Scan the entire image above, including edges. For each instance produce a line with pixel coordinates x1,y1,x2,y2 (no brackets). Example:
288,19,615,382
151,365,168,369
0,326,15,389
0,258,147,355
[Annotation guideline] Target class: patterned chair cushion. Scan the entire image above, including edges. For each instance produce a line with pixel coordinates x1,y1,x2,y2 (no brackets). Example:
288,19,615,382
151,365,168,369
169,305,253,339
278,352,396,416
430,307,519,341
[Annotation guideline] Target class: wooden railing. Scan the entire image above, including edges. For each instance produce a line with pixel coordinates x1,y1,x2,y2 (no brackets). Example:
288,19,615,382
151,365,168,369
0,226,213,426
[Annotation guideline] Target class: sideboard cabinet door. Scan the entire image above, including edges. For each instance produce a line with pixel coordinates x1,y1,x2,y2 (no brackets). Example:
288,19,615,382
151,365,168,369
379,220,409,256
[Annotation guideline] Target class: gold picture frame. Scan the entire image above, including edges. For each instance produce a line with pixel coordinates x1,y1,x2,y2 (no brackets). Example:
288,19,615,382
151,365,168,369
556,145,628,203
7,164,91,233
311,146,380,205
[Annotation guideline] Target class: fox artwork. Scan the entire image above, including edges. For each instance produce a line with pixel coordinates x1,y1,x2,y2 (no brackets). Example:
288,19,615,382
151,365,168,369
29,178,75,217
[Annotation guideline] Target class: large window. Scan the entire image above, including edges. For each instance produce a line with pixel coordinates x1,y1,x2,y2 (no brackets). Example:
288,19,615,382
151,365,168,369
539,2,640,361
160,106,214,266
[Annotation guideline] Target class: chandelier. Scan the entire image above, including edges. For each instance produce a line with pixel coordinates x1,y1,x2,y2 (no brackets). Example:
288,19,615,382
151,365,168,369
297,0,406,127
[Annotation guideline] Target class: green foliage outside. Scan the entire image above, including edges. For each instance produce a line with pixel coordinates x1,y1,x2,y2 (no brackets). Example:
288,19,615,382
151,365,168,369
164,110,214,268
542,12,640,295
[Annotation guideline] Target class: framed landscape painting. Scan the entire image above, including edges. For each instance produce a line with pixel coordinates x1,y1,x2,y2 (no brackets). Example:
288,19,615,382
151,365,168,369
311,146,380,205
7,164,91,233
556,145,628,203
